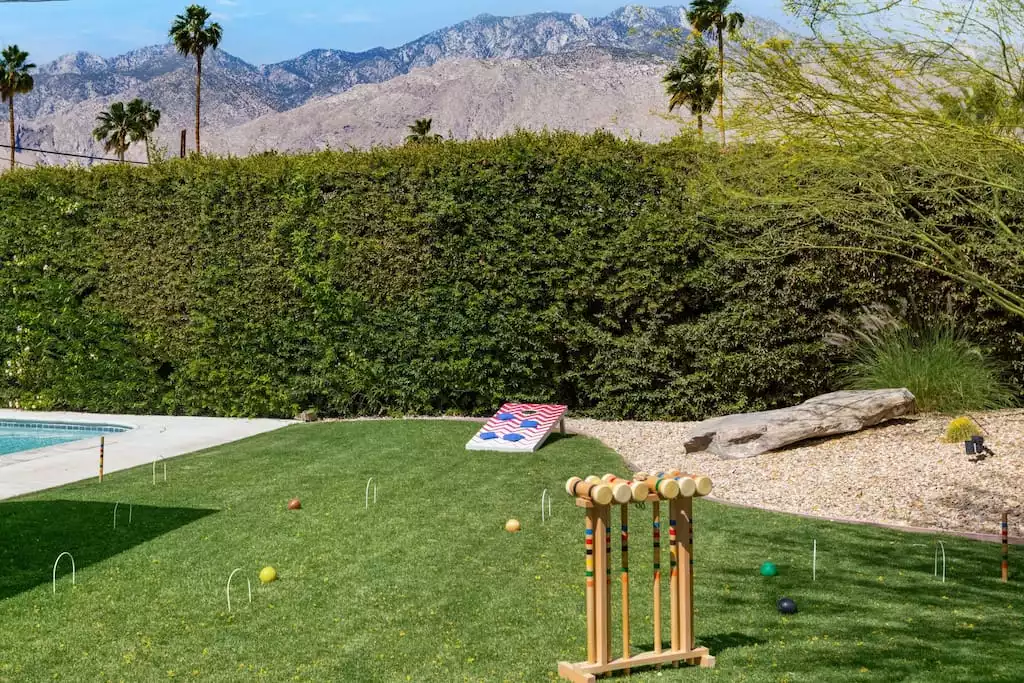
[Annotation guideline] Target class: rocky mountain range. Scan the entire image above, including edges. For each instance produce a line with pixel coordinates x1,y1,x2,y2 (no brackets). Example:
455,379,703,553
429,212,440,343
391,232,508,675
8,5,787,166
210,48,683,154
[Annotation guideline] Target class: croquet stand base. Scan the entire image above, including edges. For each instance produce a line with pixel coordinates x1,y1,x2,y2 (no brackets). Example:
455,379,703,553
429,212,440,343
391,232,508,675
558,646,714,682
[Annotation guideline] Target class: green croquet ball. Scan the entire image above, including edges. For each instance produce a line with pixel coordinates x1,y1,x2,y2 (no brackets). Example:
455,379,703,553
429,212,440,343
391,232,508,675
760,562,778,577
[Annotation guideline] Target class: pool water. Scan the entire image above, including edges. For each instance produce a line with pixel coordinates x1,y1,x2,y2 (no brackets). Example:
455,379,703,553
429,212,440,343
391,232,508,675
0,420,127,456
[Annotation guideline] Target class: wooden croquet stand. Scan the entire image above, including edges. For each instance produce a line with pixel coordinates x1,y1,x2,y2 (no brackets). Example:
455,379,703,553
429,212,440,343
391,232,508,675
558,481,714,682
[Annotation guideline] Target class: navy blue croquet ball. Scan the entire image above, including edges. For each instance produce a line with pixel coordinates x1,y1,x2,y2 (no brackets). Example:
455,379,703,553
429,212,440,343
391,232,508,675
777,597,798,614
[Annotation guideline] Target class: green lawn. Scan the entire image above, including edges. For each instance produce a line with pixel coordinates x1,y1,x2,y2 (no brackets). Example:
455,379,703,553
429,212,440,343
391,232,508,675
1,420,1021,682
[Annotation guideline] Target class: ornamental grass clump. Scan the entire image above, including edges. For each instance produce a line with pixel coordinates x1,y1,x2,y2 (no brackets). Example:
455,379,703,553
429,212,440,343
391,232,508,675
945,416,982,443
829,306,1016,413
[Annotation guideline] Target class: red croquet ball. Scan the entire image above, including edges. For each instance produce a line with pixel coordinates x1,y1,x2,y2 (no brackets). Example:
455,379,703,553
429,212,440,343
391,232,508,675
287,498,302,510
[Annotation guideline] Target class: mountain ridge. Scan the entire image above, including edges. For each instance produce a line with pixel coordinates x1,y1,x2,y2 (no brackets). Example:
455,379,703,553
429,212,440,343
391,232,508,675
7,5,790,165
210,47,684,156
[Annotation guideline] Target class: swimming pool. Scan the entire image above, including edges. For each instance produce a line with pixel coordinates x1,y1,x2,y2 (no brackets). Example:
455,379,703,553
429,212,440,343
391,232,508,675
0,420,128,456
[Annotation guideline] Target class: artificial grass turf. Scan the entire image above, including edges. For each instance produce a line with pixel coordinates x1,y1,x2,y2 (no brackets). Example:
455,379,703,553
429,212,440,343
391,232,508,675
0,420,1021,682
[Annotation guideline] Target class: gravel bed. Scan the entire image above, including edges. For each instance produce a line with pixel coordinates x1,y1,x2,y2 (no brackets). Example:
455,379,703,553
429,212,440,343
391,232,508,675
567,412,1024,538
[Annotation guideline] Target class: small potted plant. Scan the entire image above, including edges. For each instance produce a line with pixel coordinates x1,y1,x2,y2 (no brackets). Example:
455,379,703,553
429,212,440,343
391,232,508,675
945,416,984,455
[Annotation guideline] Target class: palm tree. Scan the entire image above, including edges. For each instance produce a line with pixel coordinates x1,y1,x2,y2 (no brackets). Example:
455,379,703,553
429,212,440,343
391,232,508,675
687,0,744,147
663,38,720,138
128,98,162,163
93,102,135,163
405,118,442,144
169,4,222,155
0,45,34,170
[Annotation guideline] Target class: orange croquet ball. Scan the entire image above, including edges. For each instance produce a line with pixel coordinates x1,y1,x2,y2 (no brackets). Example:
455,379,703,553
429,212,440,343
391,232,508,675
505,519,521,533
287,498,302,510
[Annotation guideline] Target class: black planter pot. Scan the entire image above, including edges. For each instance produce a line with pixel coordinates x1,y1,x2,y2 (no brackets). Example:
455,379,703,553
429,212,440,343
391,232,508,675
965,435,985,455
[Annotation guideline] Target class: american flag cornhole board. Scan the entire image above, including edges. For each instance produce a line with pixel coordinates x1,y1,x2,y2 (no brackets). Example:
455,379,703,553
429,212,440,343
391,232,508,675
465,403,568,452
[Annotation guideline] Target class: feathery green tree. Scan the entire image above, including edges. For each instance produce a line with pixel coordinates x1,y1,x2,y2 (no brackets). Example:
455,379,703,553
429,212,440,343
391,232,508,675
934,76,1022,132
732,0,1024,318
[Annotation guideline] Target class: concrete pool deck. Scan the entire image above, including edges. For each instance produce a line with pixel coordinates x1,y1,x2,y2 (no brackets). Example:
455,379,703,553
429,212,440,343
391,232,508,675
0,410,292,500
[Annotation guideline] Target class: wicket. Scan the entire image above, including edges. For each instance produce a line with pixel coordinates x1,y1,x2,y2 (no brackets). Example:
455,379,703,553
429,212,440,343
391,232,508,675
558,471,715,682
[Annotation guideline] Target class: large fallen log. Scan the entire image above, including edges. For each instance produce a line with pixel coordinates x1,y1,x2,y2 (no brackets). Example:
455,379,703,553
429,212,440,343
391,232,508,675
683,389,917,459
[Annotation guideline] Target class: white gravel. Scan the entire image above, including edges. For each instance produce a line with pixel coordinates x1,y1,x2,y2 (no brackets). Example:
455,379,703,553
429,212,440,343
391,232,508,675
567,411,1024,538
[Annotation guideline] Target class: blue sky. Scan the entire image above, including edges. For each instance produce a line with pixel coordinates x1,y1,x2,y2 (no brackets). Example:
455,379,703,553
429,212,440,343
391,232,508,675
1,0,793,65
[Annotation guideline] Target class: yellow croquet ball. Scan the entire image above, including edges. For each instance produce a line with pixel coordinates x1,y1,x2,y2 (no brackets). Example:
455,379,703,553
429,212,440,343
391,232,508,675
505,519,521,533
259,566,278,584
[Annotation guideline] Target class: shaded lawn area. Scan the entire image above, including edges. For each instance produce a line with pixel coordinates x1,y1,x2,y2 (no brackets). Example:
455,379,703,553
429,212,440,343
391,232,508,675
0,420,1021,681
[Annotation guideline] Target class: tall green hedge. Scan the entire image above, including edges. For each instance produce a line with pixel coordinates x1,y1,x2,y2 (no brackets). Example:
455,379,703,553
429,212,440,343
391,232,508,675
0,132,1019,418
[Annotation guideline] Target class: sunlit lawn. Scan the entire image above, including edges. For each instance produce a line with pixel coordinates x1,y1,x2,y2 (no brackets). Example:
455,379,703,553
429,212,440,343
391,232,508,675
0,420,1021,681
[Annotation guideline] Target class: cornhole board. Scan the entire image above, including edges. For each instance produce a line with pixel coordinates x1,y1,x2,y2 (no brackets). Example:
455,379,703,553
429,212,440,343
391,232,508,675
466,403,568,453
